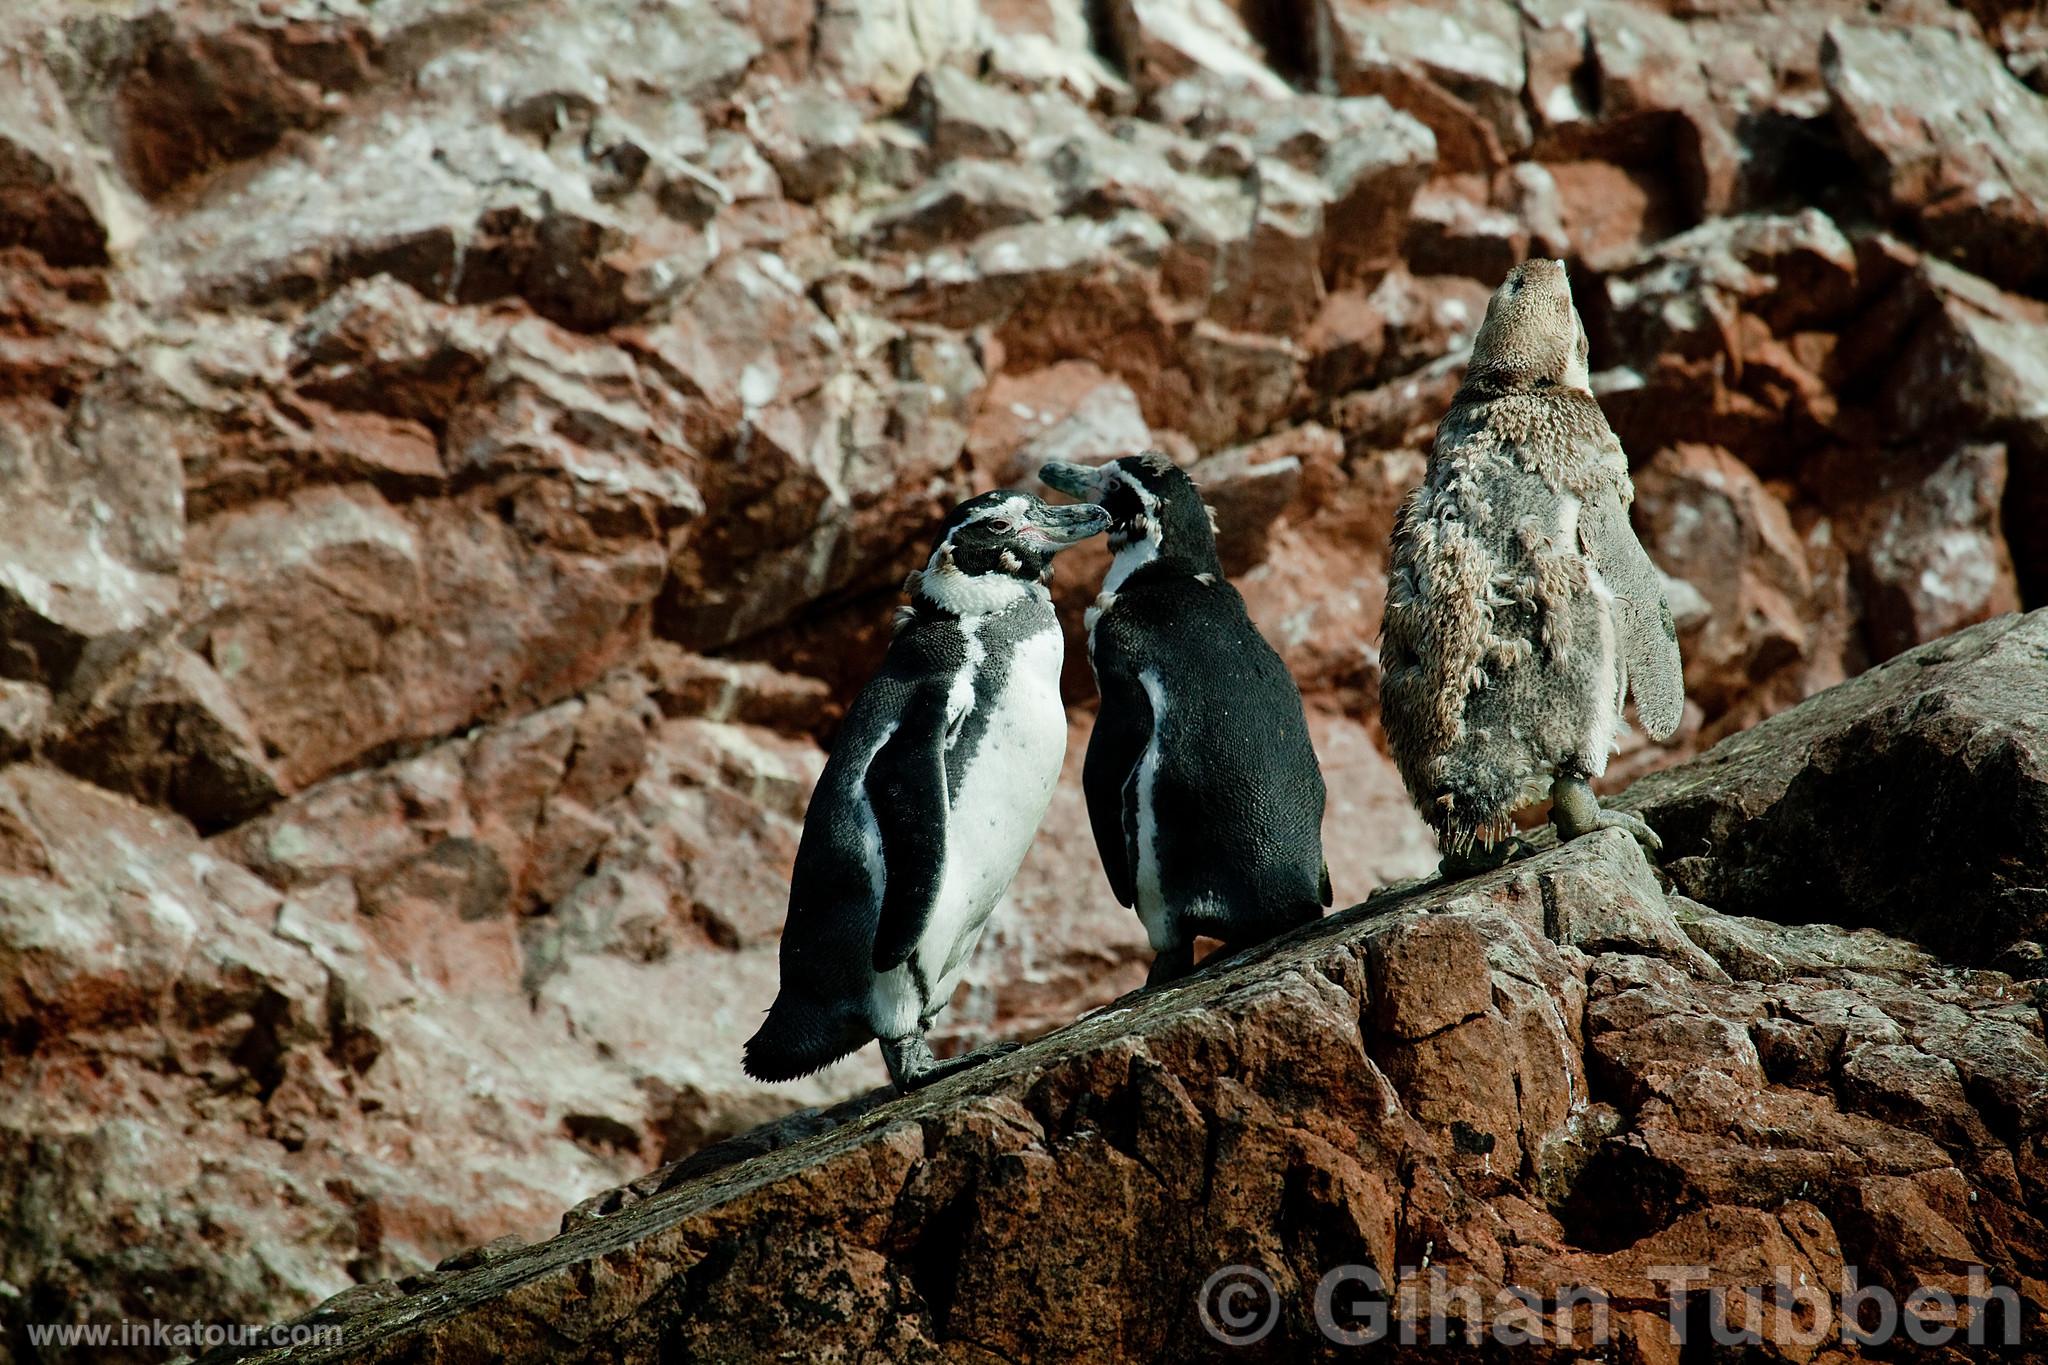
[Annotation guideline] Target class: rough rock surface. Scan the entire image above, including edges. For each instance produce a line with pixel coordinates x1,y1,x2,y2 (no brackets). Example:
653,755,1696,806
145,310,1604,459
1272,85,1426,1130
0,0,2044,1351
219,639,2048,1361
1626,612,2048,970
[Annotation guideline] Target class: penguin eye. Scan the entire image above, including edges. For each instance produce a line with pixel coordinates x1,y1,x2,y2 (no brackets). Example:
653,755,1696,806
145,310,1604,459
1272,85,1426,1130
986,519,1015,534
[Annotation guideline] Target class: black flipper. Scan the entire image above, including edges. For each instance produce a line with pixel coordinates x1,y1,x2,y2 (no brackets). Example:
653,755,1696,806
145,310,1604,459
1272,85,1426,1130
744,995,866,1082
1083,616,1153,909
869,686,952,973
1319,860,1333,908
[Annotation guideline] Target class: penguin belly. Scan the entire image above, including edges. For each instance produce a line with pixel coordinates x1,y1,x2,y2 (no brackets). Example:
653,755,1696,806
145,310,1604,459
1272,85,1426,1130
1130,668,1173,952
1577,568,1624,778
866,625,1068,1037
1556,491,1625,780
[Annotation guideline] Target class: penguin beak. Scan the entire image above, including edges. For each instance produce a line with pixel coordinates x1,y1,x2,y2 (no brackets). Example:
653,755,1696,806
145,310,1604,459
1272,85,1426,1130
1022,501,1109,547
1037,460,1104,501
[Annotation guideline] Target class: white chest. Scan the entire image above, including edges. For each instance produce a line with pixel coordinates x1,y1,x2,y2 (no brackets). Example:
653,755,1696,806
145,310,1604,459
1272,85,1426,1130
943,625,1068,861
867,621,1069,1035
927,625,1068,972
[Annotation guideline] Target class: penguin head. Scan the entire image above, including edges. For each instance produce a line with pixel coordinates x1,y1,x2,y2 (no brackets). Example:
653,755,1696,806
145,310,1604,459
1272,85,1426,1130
1467,258,1592,395
908,491,1109,615
1038,453,1223,576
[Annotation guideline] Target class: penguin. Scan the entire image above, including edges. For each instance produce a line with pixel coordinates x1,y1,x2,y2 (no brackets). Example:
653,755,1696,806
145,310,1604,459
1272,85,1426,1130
1381,258,1684,877
743,492,1108,1091
1038,454,1331,986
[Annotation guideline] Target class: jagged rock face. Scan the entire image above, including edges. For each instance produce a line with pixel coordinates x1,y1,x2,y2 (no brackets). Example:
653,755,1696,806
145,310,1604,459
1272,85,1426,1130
0,0,2044,1350
219,635,2048,1363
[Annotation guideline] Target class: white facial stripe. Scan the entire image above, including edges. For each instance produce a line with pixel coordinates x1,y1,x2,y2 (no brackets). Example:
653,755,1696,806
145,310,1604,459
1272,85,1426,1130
927,495,1035,573
918,512,1042,613
963,495,1031,531
1108,470,1164,558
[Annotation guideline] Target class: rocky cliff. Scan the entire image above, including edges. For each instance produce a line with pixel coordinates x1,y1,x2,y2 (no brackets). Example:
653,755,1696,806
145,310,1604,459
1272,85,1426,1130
0,0,2044,1356
230,614,2048,1363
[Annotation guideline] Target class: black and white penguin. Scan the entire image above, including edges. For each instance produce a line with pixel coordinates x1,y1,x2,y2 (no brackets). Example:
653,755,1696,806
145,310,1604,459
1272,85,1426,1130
744,491,1109,1090
1039,454,1331,986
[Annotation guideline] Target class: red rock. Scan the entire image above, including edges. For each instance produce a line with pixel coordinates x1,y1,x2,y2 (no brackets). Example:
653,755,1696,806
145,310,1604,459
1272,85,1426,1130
1188,422,1328,573
107,9,370,199
0,380,183,693
1529,159,1686,272
1315,101,1439,291
860,158,1062,251
1403,181,1529,282
1824,22,2048,296
638,643,836,734
982,0,1127,101
1167,319,1303,450
183,479,664,791
1317,0,1529,175
1629,611,2048,965
1303,286,1390,398
1807,441,2022,661
1102,0,1291,101
906,65,1036,161
966,361,1153,488
1846,260,2048,603
1204,160,1329,339
0,0,2045,1349
45,642,282,832
1632,444,1823,717
220,721,2048,1359
0,55,110,268
747,81,870,203
1310,712,1437,896
811,0,981,104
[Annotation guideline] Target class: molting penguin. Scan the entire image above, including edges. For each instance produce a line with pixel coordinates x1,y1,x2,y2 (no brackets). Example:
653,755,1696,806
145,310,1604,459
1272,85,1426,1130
1039,454,1331,986
744,492,1109,1090
1381,258,1684,877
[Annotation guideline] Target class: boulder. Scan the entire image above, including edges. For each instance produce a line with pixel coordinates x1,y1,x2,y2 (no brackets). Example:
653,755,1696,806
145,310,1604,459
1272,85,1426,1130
1625,610,2048,966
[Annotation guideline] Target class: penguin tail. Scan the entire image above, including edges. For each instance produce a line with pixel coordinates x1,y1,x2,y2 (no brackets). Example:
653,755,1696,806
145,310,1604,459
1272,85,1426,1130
743,993,866,1083
1426,754,1523,851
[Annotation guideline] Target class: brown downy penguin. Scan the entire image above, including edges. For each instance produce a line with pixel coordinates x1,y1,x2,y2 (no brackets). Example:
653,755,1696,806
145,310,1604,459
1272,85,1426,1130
1382,259,1684,877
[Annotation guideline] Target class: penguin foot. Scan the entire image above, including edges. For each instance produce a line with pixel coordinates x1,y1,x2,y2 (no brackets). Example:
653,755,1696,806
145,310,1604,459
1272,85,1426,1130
1550,777,1662,857
879,1033,940,1090
1145,942,1195,989
882,1035,1020,1091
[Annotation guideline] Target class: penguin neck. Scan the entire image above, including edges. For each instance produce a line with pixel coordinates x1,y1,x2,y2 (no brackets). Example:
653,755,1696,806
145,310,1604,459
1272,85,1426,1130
1103,520,1222,591
1102,536,1158,593
911,565,1045,620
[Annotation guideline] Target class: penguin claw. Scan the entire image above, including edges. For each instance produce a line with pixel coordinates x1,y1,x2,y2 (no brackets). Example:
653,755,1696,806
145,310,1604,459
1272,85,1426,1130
895,1040,1023,1091
1596,810,1663,855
